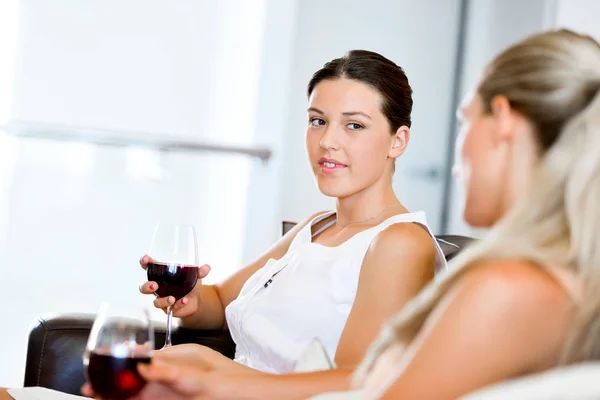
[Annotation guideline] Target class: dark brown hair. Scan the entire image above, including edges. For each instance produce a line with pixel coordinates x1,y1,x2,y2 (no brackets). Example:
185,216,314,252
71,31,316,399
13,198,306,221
307,50,413,132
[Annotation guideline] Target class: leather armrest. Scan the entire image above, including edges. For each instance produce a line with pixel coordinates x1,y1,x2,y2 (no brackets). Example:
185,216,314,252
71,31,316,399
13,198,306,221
435,234,474,261
24,313,235,395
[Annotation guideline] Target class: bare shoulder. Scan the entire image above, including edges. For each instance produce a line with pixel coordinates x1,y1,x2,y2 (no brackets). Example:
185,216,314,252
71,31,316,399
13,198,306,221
433,260,574,371
362,221,436,281
367,221,436,263
456,259,571,311
374,260,575,398
377,220,434,242
443,260,573,354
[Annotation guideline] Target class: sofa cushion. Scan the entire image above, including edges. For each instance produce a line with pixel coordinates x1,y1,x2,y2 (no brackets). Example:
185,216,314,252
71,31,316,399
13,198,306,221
460,363,600,399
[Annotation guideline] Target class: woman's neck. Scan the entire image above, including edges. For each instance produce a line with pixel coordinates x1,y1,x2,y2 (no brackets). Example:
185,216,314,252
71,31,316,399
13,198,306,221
335,182,401,227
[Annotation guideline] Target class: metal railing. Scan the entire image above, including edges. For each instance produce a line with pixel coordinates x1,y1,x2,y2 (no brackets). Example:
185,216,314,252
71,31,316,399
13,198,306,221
0,120,272,163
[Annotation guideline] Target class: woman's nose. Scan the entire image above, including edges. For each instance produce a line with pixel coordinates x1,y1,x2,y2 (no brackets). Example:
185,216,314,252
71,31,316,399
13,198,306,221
319,127,341,151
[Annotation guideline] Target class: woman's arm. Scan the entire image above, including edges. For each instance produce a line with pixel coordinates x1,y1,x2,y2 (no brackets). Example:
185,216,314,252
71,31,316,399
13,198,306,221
0,388,13,400
334,223,436,368
372,260,573,400
138,361,353,400
177,212,327,330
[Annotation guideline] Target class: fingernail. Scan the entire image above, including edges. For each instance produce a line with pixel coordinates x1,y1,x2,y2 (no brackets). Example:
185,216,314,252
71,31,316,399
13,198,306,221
167,297,174,304
151,283,157,290
182,298,188,305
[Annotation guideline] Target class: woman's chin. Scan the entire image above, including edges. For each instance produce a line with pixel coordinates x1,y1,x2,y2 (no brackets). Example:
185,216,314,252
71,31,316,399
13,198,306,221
318,188,342,198
316,183,350,199
463,208,497,229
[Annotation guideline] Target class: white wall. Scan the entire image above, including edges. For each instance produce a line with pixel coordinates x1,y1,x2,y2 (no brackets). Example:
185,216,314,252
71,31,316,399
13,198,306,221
1,1,466,386
0,0,466,386
10,0,266,146
241,0,299,262
277,0,463,234
0,0,19,125
554,0,600,39
0,0,268,387
445,0,600,237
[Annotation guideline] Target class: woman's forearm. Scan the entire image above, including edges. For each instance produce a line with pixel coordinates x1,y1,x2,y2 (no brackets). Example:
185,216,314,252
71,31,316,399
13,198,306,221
214,369,353,400
0,388,14,400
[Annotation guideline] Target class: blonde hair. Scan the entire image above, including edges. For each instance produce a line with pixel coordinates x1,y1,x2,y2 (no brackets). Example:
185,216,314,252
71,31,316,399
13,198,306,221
357,29,600,380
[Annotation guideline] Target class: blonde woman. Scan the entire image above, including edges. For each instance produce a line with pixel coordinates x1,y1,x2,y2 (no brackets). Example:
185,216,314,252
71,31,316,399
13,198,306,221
355,28,600,399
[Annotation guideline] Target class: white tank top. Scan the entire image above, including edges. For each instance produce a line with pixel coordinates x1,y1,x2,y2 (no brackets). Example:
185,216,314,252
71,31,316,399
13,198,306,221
225,211,446,373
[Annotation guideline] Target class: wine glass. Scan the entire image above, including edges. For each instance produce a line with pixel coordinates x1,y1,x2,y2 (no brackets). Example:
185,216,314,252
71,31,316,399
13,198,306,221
83,303,154,399
147,223,199,348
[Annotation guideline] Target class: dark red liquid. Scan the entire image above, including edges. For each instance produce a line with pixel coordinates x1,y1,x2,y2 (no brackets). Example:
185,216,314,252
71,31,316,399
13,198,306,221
87,351,150,399
147,262,198,300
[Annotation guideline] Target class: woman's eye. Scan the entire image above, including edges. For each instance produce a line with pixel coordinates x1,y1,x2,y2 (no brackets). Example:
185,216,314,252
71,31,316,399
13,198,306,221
309,118,326,127
347,122,364,131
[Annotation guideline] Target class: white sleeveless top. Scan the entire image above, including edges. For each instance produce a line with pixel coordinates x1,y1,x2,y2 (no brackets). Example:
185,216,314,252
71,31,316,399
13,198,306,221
225,211,446,374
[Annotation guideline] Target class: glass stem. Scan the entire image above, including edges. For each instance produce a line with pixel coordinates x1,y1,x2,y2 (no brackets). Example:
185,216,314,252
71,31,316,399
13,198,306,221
164,305,173,348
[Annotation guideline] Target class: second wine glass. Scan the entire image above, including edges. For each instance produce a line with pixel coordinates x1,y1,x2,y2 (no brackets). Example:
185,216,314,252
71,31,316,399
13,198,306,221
147,224,199,349
84,303,154,399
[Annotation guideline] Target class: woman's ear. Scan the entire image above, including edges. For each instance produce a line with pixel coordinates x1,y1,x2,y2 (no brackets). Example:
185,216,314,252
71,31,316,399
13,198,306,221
490,95,518,146
388,126,410,159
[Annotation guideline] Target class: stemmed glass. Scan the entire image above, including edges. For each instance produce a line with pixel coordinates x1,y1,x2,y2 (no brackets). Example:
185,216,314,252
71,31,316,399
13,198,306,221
146,224,199,348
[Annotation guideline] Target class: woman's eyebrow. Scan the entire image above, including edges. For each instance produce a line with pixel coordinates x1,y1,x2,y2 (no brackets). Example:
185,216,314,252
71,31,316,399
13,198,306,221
342,111,372,120
307,107,325,114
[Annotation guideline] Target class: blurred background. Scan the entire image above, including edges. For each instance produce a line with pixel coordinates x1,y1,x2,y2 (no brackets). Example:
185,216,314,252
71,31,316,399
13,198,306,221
0,0,598,387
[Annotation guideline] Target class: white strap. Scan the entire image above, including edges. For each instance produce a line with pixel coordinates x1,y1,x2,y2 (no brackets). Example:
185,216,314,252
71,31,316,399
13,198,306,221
311,217,337,239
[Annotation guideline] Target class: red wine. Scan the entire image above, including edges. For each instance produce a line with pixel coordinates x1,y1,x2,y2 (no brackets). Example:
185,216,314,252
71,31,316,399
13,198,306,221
87,351,150,399
147,262,198,300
